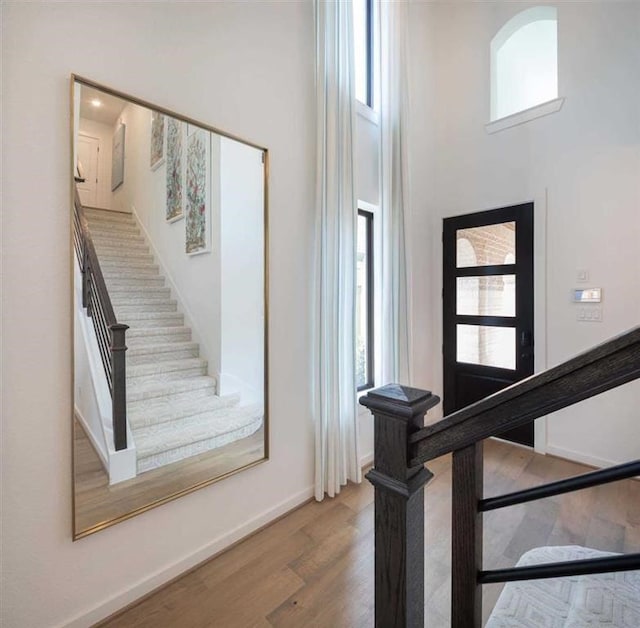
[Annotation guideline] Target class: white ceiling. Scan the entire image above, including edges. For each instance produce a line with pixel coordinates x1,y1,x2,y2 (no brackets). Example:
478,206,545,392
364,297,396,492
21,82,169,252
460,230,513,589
79,85,127,126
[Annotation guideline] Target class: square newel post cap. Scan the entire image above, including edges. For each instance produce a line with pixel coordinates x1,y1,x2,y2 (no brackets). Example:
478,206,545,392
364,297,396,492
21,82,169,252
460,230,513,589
359,384,440,420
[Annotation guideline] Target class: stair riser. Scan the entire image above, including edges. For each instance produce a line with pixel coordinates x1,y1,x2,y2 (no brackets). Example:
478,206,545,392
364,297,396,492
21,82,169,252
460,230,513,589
96,244,153,256
127,334,192,346
94,239,149,252
88,221,139,232
127,325,191,339
119,311,183,322
128,382,215,404
106,277,166,288
110,287,171,298
103,268,161,279
128,358,206,378
84,209,133,221
116,303,177,314
128,347,199,366
124,318,184,329
112,295,173,307
89,225,142,240
128,367,207,387
101,261,159,271
128,398,237,428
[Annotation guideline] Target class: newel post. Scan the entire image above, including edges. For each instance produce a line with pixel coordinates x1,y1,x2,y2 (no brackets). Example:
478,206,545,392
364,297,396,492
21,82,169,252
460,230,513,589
360,384,440,628
110,323,129,451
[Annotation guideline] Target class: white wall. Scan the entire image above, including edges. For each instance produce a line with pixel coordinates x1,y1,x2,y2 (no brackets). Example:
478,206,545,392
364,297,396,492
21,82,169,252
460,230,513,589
1,3,315,627
109,99,222,374
78,117,113,209
409,2,640,464
219,137,265,405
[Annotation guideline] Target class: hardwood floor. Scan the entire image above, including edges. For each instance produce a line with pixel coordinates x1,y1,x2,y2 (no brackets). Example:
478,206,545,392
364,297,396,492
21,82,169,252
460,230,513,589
99,439,640,627
74,420,265,535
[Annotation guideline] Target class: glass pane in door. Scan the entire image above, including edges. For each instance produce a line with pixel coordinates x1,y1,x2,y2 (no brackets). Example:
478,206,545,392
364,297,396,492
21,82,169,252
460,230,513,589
457,275,516,316
456,221,516,267
456,325,516,370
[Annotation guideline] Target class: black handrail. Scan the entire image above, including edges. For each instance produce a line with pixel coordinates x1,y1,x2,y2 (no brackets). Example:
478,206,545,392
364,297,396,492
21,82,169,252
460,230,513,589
360,325,640,628
73,187,128,451
409,325,640,466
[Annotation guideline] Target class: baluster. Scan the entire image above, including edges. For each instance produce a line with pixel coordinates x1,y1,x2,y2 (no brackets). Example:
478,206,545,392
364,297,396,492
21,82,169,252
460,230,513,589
451,442,483,628
82,245,90,312
110,323,129,451
360,384,440,628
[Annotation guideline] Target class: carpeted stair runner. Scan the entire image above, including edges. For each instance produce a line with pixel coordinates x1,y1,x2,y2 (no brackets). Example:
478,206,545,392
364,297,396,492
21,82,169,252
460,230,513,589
85,208,263,474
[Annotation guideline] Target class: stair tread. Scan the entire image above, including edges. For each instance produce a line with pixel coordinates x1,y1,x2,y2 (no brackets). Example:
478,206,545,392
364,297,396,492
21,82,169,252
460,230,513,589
134,404,263,459
128,392,239,427
127,340,198,356
127,326,190,338
128,357,207,377
128,375,215,398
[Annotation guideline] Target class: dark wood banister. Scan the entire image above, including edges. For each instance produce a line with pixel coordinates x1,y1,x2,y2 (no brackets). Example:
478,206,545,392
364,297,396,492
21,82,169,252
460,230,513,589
360,325,640,628
73,186,129,451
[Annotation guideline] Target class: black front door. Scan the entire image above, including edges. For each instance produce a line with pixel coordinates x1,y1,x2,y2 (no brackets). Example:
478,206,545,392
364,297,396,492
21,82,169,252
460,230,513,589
443,203,534,446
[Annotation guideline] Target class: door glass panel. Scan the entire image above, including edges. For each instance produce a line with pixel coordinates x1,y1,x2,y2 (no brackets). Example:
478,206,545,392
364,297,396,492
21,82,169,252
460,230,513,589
457,275,516,316
457,325,516,370
456,221,516,267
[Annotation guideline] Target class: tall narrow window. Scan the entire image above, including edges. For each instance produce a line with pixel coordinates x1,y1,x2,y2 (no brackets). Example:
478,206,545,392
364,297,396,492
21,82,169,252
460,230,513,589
491,6,558,121
356,209,374,390
354,0,373,107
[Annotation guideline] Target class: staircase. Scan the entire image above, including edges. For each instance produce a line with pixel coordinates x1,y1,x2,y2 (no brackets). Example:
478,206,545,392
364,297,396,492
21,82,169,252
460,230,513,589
84,208,263,474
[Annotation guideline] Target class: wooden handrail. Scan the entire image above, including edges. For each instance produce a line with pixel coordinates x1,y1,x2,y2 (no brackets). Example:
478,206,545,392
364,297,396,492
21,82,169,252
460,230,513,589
409,325,640,467
361,325,640,628
73,186,128,451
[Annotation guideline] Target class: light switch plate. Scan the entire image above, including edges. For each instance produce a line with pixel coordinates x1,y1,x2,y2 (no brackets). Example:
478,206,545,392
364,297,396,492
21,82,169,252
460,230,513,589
576,269,589,283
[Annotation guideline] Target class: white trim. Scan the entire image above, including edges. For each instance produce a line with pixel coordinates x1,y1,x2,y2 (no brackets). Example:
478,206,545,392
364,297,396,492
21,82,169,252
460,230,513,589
360,451,374,468
533,188,548,455
545,445,635,474
60,484,315,628
74,406,109,472
356,100,379,125
485,97,565,135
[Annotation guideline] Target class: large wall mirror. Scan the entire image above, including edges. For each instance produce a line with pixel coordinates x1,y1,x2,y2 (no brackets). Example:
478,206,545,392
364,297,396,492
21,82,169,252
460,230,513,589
71,75,268,539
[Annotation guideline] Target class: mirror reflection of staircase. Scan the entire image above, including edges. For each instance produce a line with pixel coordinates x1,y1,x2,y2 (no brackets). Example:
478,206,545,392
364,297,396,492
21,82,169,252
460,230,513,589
85,208,263,474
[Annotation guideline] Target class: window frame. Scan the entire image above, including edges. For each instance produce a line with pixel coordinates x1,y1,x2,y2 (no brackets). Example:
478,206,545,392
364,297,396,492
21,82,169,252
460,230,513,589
489,6,560,125
356,207,375,392
355,0,375,109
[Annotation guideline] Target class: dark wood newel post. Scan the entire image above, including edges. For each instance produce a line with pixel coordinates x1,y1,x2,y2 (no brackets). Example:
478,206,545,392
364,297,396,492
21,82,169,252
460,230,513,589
360,384,441,628
110,323,129,451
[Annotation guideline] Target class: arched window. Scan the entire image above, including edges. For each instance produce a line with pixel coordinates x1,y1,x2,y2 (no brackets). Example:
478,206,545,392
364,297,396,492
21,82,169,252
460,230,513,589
491,7,558,121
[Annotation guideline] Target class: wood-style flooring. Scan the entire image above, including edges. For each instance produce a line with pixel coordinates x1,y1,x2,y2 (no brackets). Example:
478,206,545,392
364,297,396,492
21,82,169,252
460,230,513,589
98,439,640,627
74,419,265,536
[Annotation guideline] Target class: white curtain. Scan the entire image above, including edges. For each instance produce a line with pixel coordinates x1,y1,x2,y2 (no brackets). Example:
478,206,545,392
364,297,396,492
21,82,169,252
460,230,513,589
379,0,412,386
314,0,362,501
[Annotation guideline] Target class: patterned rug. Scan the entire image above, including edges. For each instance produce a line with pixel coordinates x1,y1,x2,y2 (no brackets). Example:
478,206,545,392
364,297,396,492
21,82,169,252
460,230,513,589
486,546,640,627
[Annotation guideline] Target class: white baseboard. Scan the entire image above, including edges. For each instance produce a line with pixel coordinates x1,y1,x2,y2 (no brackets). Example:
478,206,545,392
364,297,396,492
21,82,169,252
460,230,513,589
360,451,374,468
74,406,108,472
61,485,314,628
545,444,619,470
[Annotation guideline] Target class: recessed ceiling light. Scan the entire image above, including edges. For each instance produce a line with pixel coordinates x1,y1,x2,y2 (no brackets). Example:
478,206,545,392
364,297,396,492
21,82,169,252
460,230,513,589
91,99,102,107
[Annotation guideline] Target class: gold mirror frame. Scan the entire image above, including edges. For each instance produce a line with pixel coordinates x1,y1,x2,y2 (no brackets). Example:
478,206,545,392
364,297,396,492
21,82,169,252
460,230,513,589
70,75,269,539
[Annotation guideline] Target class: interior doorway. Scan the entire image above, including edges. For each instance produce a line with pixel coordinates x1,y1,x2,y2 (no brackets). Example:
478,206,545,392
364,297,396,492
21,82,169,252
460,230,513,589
77,133,100,208
443,203,534,446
